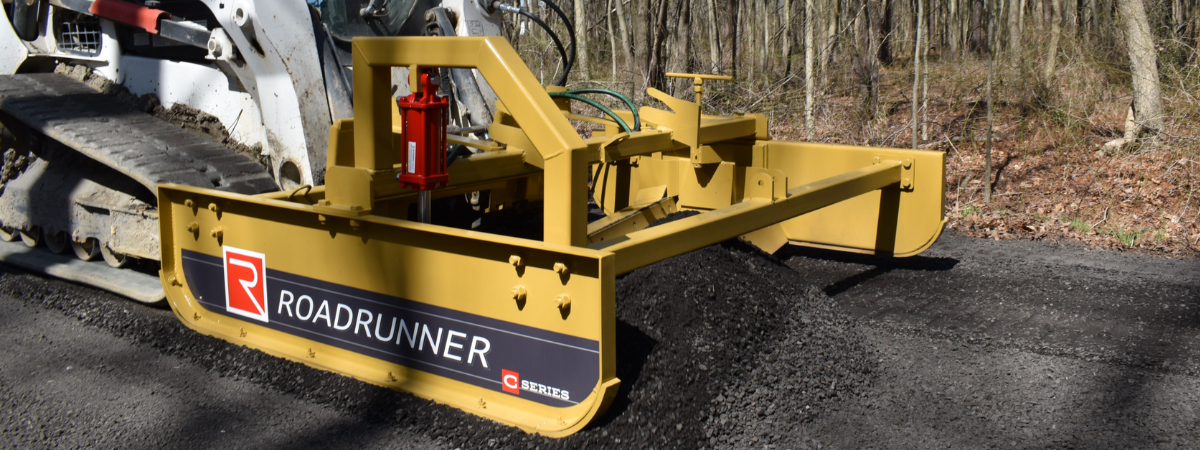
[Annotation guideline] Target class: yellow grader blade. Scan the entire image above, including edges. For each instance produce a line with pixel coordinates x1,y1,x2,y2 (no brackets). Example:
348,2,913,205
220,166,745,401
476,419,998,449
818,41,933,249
158,184,618,435
157,36,945,437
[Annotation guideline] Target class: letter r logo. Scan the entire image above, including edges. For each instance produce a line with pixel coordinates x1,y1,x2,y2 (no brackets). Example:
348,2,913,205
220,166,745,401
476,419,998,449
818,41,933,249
223,246,268,323
501,369,519,395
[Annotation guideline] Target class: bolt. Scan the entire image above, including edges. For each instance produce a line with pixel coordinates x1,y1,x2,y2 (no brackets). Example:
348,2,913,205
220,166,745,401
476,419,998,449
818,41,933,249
349,219,361,230
208,203,220,213
184,199,195,208
186,222,199,233
508,255,523,267
511,285,527,302
556,294,571,311
168,276,181,287
553,262,568,275
903,158,913,169
902,178,912,189
210,227,223,238
193,312,201,321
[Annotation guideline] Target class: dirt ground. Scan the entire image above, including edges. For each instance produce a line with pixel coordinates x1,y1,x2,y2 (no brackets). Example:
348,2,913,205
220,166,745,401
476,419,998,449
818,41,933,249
1,231,1196,449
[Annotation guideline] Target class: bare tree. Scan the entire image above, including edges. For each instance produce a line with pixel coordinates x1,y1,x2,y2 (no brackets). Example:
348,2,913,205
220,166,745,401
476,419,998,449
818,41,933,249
878,0,895,64
706,0,722,72
912,0,923,149
726,0,740,77
1042,0,1061,80
970,0,988,53
612,0,635,76
1104,0,1165,151
985,0,995,203
574,0,591,81
805,0,815,139
1007,0,1021,57
607,0,618,77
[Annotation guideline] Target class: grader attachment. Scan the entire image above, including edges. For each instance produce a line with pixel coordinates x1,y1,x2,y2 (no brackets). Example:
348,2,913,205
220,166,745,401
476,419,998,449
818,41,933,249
159,37,944,436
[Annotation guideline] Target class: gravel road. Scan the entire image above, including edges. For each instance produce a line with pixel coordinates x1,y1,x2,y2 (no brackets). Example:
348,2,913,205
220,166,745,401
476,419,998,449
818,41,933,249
1,232,1196,449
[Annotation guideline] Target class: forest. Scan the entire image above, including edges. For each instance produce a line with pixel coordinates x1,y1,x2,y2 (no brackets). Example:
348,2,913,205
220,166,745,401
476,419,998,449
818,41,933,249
500,0,1200,256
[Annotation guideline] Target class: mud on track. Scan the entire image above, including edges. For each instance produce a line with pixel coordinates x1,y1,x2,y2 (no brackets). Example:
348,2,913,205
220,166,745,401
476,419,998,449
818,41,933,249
1,232,1198,449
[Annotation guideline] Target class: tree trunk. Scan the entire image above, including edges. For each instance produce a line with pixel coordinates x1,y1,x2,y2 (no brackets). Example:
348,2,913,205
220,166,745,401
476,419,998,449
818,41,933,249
819,0,836,87
1043,0,1061,80
1115,0,1165,139
669,0,692,94
613,0,635,76
969,0,987,53
726,0,740,78
1008,0,1021,57
922,0,931,140
805,0,815,139
784,0,794,74
949,0,960,56
985,0,995,203
574,0,590,80
607,0,618,77
878,0,894,65
912,0,922,149
707,0,722,71
646,0,671,89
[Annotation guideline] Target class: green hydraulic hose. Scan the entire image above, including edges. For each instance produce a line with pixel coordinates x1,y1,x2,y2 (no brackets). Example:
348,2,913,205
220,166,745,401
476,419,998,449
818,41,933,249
548,92,633,133
562,88,641,131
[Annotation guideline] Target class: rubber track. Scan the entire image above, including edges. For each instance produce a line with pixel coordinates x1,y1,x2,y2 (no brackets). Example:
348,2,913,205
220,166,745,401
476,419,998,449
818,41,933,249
0,73,277,195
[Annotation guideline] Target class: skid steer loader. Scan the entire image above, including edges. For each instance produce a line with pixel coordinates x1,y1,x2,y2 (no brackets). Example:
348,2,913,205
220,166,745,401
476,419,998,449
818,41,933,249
0,0,500,300
2,0,946,437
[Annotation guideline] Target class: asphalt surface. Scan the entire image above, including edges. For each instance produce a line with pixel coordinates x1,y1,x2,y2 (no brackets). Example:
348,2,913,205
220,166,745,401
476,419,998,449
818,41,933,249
0,232,1197,449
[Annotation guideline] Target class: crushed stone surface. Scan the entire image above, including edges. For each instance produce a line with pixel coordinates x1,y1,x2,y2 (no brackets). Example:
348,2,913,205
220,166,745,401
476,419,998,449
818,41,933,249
0,232,1197,449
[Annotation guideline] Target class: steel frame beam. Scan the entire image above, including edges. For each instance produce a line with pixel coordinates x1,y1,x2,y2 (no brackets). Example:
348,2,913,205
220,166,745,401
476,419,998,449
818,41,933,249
594,161,904,274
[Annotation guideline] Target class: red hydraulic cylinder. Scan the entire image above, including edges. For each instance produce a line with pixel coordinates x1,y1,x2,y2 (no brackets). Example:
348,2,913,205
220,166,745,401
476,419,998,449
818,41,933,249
397,72,450,191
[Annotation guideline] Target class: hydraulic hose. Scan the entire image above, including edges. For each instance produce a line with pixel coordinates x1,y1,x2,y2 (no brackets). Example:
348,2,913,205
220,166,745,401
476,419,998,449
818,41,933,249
563,88,640,131
548,92,632,133
495,3,570,86
536,0,577,80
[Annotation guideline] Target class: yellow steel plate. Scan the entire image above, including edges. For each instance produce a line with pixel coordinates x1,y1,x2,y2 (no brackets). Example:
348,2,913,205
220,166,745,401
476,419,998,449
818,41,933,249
158,184,618,437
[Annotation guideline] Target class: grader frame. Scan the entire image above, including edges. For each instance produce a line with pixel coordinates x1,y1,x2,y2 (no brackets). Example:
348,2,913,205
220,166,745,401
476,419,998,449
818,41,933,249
157,37,944,436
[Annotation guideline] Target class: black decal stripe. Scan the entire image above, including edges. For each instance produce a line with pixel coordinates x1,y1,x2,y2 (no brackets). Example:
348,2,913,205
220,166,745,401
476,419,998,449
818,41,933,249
276,276,600,354
183,251,598,352
180,249,595,408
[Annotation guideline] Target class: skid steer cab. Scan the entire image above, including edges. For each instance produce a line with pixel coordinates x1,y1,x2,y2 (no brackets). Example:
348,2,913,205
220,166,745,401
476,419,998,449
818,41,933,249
157,37,945,436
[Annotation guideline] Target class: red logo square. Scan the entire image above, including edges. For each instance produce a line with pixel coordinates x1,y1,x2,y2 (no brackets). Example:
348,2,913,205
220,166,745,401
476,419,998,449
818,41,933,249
223,246,268,323
501,369,520,395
